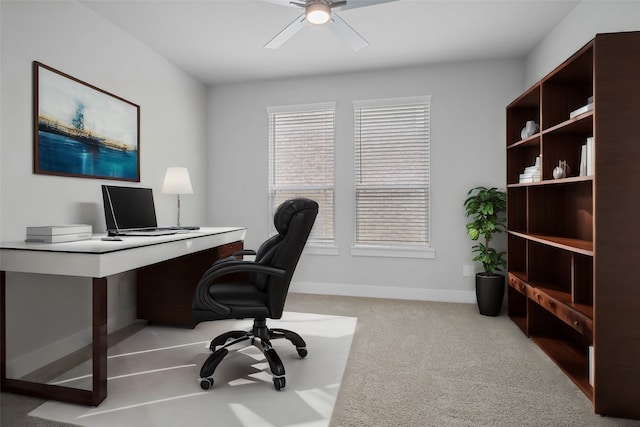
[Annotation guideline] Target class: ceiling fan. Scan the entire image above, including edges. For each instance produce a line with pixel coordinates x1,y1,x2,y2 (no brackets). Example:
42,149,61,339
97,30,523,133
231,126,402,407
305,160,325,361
262,0,398,51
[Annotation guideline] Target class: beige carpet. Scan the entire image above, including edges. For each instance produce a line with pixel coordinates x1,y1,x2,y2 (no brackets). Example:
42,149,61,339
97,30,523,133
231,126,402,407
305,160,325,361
286,294,639,427
28,311,357,427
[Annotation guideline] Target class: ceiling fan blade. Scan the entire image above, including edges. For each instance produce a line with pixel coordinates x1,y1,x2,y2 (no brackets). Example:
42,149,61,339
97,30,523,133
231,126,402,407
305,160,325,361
264,13,307,49
327,13,368,51
259,0,302,8
339,0,398,11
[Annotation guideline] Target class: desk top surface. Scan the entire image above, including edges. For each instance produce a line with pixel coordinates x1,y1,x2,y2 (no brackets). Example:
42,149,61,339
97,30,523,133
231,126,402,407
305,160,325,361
0,227,246,277
0,227,246,255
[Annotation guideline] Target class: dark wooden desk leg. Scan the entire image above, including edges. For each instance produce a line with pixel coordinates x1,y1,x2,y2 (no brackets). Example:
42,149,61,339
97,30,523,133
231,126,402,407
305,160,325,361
93,277,108,405
1,271,7,386
1,272,108,406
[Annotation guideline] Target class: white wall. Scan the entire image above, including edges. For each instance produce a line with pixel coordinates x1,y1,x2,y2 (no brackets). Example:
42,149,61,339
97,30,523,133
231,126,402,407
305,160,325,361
0,1,209,241
525,1,640,87
208,60,524,302
0,0,208,375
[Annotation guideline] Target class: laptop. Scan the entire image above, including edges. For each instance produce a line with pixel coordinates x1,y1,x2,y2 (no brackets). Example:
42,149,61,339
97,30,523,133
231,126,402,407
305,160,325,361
101,185,183,236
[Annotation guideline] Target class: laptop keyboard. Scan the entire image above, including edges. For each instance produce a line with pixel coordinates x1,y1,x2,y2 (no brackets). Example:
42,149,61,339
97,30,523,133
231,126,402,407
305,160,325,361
118,229,176,236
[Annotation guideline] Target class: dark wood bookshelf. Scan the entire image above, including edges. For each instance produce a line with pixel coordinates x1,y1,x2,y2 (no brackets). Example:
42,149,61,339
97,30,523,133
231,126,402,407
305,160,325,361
505,31,640,420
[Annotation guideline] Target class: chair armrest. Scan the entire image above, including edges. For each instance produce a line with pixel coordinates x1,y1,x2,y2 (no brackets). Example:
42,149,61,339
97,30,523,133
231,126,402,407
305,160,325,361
233,249,256,257
201,260,284,283
193,260,285,316
211,249,257,267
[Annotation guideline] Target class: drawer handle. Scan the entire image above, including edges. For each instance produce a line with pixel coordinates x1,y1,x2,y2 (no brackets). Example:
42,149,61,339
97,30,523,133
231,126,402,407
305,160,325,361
520,285,526,292
549,301,555,308
574,320,581,327
537,294,542,302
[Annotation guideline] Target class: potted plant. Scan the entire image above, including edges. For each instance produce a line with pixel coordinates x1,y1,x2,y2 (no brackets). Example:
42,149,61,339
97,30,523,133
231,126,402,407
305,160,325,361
464,186,507,316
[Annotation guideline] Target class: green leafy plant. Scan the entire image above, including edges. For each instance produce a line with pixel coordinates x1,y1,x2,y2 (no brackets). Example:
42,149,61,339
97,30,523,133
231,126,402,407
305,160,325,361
464,186,507,275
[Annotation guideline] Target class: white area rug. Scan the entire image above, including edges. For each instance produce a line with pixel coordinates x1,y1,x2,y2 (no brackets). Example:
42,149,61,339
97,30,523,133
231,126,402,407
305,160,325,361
30,312,357,427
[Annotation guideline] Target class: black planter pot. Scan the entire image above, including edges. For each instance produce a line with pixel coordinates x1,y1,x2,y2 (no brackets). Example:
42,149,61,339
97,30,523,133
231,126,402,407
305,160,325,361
475,273,505,316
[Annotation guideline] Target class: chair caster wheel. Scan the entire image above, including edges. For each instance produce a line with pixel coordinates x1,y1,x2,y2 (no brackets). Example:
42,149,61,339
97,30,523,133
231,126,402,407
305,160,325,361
200,377,214,390
273,377,286,391
297,348,308,358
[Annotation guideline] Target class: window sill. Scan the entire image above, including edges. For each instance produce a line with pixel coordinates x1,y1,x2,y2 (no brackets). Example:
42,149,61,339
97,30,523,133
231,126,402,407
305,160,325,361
350,245,435,259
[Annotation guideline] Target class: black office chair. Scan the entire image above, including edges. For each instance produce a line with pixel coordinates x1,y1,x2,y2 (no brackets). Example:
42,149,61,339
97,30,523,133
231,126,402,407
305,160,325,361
192,198,318,391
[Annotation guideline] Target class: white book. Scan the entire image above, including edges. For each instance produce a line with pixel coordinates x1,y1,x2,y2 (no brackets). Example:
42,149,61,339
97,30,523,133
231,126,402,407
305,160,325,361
579,144,587,176
586,137,594,176
26,232,92,244
26,224,92,236
589,345,594,386
570,102,594,119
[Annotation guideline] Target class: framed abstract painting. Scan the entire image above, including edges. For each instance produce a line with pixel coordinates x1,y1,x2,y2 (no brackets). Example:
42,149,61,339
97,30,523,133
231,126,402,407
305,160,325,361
33,61,140,181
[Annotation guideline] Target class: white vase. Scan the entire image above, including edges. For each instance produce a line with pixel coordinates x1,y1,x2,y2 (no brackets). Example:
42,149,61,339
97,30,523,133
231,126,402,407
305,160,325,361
525,120,539,135
521,120,539,139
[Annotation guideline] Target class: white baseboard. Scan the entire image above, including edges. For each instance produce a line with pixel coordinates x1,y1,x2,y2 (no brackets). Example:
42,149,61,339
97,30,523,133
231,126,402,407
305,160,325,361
6,308,138,379
290,281,477,304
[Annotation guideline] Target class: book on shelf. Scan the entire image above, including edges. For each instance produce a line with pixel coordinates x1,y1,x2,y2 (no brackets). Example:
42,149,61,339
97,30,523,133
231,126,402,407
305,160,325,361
519,159,541,183
25,224,92,243
586,137,594,176
579,144,587,176
519,173,541,183
570,102,594,119
589,345,594,386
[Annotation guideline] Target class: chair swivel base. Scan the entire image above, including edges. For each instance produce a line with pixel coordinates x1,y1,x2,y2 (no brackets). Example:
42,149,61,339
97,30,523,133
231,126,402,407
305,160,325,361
198,319,307,391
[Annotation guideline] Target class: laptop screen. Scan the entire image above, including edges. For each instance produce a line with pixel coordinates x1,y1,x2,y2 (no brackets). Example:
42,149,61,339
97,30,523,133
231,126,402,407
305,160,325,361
102,185,158,232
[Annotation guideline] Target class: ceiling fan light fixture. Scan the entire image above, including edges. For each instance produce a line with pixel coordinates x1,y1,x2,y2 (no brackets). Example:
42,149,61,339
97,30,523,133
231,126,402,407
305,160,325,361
306,3,331,25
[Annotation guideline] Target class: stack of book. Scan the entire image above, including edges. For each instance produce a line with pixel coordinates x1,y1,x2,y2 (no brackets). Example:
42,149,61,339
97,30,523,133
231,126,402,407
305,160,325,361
519,156,541,183
25,224,92,243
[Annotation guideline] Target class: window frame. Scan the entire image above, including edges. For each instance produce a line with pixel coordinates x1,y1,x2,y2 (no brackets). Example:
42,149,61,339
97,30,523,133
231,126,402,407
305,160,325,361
267,102,337,251
351,95,434,259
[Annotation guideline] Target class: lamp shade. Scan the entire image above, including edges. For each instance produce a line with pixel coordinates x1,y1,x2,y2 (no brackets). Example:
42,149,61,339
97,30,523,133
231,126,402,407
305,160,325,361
162,167,193,194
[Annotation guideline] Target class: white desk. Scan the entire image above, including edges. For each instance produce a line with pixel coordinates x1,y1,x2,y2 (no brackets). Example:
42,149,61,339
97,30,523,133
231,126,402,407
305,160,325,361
0,227,246,406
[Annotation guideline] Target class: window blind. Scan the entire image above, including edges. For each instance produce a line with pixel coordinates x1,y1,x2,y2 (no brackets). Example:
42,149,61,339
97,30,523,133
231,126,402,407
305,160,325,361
268,103,335,243
353,96,431,247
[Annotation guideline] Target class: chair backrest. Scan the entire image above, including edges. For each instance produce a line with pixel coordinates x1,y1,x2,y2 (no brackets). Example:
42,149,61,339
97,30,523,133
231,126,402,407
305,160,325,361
254,198,318,318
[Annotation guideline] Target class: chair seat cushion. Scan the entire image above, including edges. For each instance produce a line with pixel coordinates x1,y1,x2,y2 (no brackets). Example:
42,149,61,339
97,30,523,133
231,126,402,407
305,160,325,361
208,282,269,319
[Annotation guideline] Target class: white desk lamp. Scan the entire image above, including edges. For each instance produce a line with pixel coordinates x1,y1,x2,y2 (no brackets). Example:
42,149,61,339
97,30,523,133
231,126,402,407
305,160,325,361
162,167,193,227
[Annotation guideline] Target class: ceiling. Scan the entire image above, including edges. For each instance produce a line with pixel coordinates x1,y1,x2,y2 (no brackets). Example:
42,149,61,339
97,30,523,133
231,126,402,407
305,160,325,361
80,0,580,86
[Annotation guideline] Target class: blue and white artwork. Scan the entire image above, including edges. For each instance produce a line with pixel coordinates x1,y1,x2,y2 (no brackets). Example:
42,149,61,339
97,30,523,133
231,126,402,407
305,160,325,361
34,62,140,181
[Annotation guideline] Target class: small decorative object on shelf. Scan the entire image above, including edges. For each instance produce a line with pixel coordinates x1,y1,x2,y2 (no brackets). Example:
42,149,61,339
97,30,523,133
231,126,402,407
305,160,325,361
553,160,569,179
520,120,540,139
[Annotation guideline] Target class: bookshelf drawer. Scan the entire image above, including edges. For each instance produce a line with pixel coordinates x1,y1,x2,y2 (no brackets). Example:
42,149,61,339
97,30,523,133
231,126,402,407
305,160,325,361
508,273,529,296
530,288,593,338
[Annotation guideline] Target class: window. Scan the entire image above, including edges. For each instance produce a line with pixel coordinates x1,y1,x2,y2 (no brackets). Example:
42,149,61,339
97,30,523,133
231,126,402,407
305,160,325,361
353,96,432,257
268,103,335,245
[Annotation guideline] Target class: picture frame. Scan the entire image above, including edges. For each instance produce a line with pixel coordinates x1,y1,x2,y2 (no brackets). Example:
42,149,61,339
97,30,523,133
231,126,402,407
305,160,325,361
33,61,140,181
